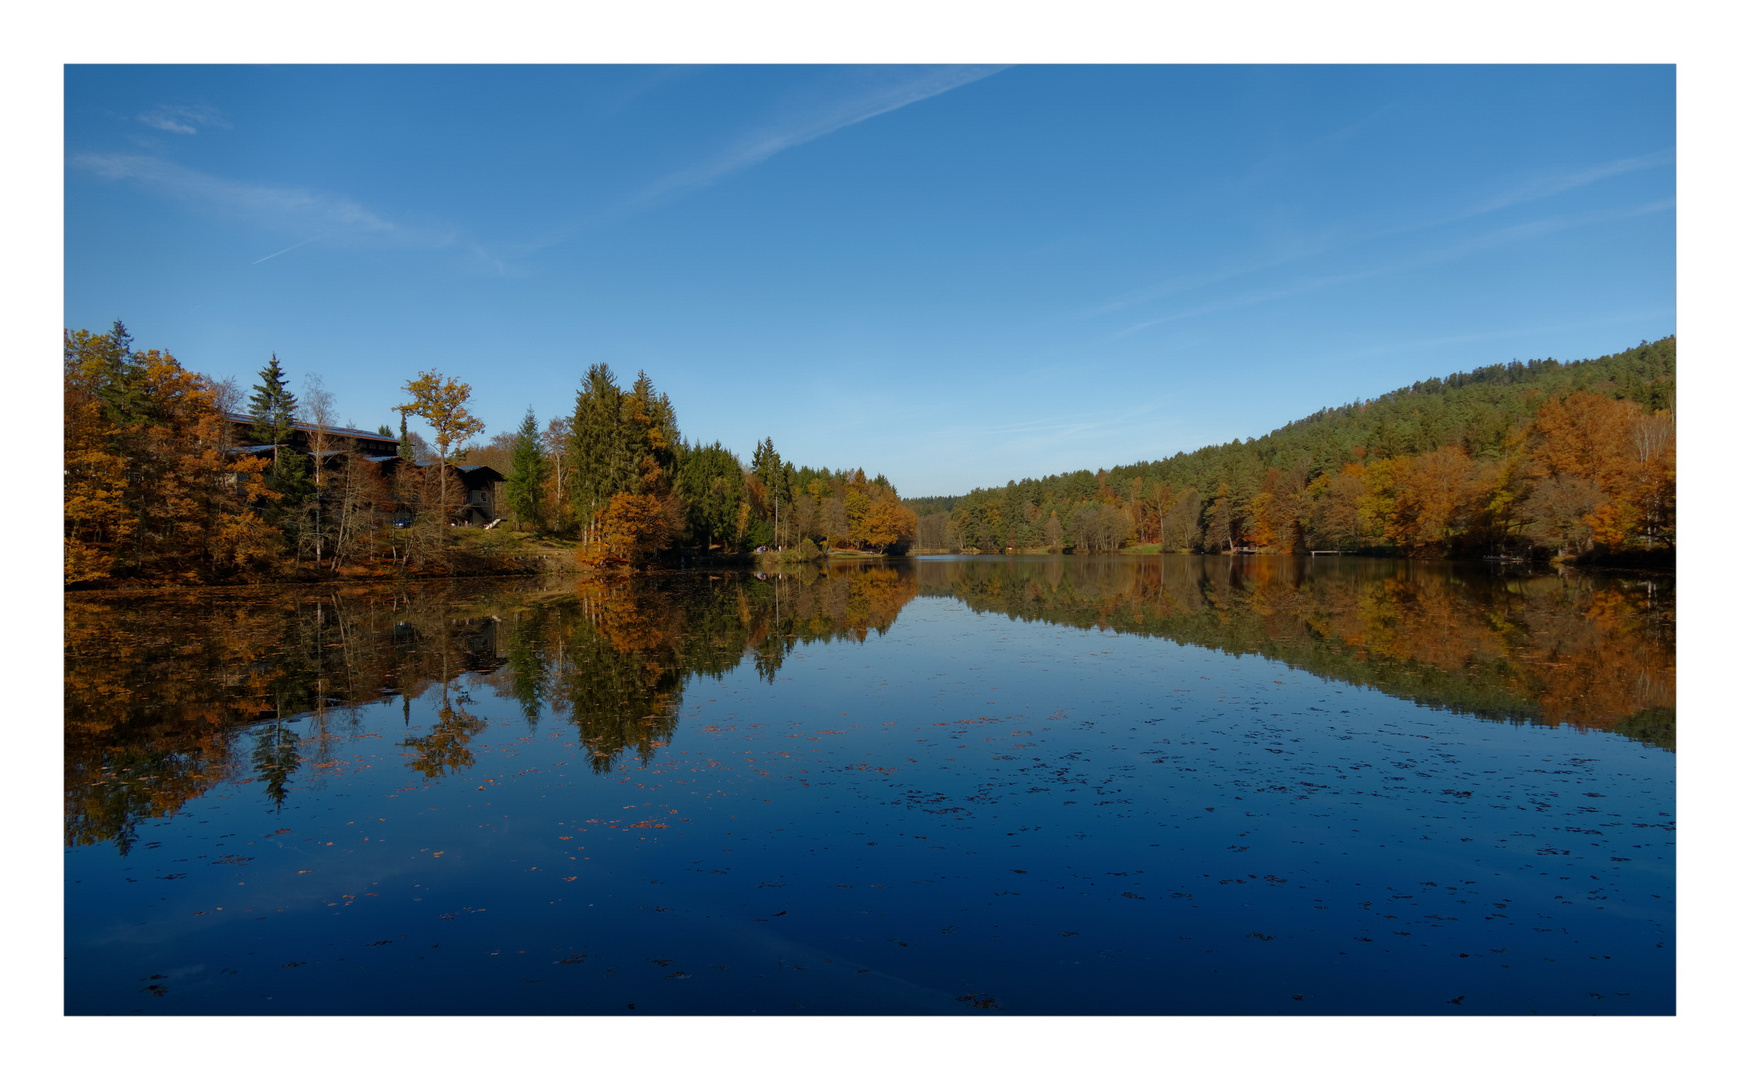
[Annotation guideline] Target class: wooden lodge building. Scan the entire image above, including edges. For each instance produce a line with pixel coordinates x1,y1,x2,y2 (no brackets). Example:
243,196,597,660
225,412,504,526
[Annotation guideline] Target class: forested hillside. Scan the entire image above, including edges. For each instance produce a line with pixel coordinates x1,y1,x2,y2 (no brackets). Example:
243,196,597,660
917,337,1674,561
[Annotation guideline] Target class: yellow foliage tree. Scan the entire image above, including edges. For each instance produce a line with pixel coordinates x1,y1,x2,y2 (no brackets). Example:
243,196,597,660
400,369,487,524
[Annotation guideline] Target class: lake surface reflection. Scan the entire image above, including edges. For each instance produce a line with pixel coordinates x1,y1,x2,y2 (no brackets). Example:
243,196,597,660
65,556,1673,1014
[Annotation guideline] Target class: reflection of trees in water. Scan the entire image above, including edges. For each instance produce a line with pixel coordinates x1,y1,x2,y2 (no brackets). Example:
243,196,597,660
918,556,1674,748
403,689,487,778
64,564,921,847
251,720,301,808
64,580,540,849
475,565,920,772
67,556,1664,853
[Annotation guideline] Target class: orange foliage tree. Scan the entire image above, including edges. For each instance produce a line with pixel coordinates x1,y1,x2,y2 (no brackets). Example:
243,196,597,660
1519,391,1673,557
857,489,919,552
65,326,278,584
579,493,681,569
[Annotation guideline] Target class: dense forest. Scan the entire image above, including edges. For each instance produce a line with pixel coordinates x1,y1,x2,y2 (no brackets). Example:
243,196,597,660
64,322,918,586
915,337,1675,563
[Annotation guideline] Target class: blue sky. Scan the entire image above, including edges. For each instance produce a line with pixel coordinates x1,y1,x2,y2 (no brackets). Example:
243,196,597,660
64,64,1674,496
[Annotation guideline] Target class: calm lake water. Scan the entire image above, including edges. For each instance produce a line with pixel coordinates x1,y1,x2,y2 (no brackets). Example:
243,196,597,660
64,555,1674,1015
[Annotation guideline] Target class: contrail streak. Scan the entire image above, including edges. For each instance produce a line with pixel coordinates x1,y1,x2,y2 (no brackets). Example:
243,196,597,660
252,237,317,264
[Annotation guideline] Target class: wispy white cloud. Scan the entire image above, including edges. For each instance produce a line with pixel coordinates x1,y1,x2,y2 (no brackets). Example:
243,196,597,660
69,152,457,253
624,65,1007,213
137,104,230,135
1464,149,1675,217
1113,269,1371,337
1113,198,1675,337
1090,237,1348,317
1094,148,1676,321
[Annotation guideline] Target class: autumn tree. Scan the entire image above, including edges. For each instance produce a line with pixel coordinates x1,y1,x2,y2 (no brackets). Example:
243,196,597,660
858,489,918,553
1627,408,1675,549
401,369,487,528
581,493,680,569
65,326,277,583
1306,466,1364,551
327,450,390,569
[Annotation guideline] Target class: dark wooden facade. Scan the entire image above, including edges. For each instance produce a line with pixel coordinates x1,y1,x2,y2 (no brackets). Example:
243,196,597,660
226,413,503,527
424,463,504,526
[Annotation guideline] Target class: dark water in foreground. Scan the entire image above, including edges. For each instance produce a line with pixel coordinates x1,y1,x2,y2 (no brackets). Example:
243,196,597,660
64,556,1674,1014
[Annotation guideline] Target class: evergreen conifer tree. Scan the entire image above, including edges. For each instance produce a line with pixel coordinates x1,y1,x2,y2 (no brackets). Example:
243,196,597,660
247,354,311,504
248,354,298,448
570,364,625,540
505,407,549,530
94,319,148,427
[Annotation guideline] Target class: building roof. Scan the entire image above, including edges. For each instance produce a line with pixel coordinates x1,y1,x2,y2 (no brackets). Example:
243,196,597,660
413,461,504,483
225,411,399,446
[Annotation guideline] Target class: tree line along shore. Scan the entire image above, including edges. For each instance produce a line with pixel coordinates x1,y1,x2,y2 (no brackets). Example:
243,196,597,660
64,322,914,587
910,337,1673,567
64,325,1672,588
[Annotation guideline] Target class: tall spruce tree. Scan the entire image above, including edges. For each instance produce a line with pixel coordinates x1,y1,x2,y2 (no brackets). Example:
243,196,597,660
570,364,625,541
626,370,680,496
248,354,298,447
93,319,148,427
247,354,311,503
505,407,549,530
751,437,788,546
